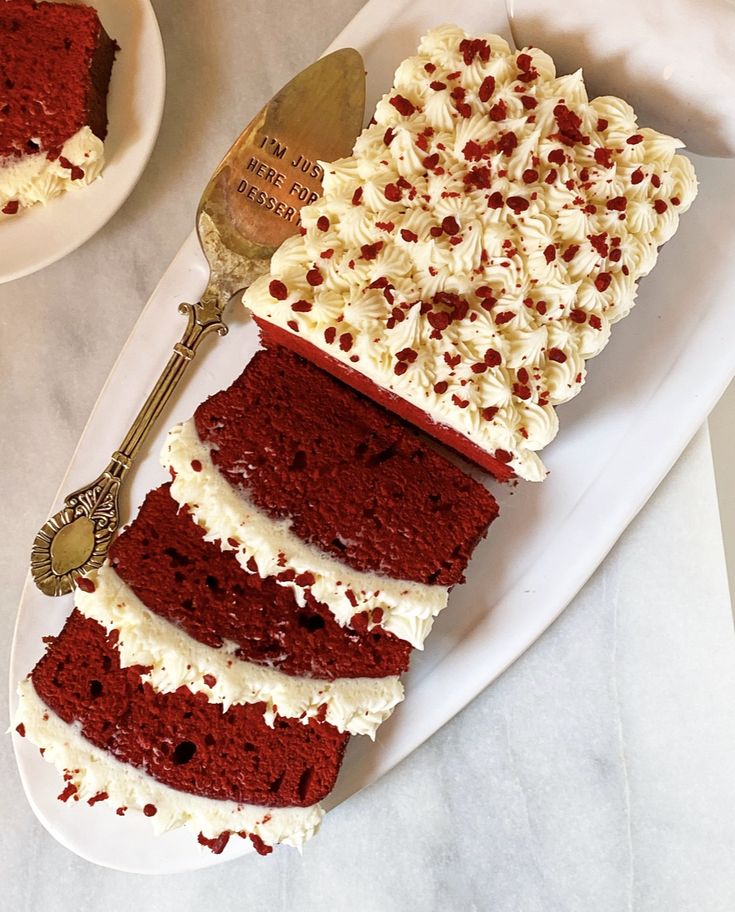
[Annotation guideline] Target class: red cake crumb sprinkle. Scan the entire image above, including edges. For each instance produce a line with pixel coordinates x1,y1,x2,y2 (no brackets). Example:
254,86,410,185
305,268,323,286
58,782,78,803
202,674,217,688
190,459,202,472
494,449,513,464
459,37,490,65
316,215,330,231
87,791,108,806
548,348,567,363
2,201,19,215
250,834,273,856
143,804,158,817
116,807,127,816
653,199,668,213
360,241,383,260
15,723,25,737
627,133,644,144
389,94,416,117
606,196,628,211
76,577,96,594
570,308,587,324
482,406,498,421
547,148,566,165
507,196,529,213
543,244,556,263
198,832,231,854
58,155,84,180
269,280,288,300
553,103,587,146
478,75,496,103
594,147,614,168
351,187,363,205
291,300,313,312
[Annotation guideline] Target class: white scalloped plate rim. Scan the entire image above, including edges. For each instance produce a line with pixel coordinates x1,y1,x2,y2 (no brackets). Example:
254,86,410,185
9,0,735,874
0,0,166,284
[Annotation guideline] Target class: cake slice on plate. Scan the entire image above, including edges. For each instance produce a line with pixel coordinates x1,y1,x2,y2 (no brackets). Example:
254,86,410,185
0,0,117,214
244,25,697,482
75,483,411,739
16,611,345,855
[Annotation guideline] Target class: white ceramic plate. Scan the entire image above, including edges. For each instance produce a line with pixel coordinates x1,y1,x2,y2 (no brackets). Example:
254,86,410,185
9,0,735,874
0,0,165,284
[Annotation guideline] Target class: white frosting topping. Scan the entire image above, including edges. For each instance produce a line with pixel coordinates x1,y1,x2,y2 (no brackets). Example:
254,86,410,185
75,562,404,738
161,419,448,649
0,126,105,213
15,678,324,851
243,26,697,481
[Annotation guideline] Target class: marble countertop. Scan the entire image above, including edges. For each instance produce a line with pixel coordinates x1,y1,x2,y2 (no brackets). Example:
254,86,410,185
1,2,733,909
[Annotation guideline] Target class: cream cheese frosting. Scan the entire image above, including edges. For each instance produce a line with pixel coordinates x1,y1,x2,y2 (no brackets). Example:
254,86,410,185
75,562,404,738
0,126,105,214
14,677,323,850
243,25,697,481
162,419,448,649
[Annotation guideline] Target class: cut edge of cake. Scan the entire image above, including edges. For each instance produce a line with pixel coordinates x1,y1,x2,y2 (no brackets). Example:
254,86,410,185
162,418,450,650
15,677,324,856
75,562,405,738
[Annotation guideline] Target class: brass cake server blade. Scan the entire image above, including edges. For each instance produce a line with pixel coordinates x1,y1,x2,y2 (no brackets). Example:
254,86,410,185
30,49,366,597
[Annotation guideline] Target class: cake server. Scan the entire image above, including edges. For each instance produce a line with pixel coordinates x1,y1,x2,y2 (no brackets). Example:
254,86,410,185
30,49,365,597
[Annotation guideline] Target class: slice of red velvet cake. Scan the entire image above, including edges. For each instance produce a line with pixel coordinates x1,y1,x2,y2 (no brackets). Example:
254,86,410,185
161,344,499,650
73,483,409,737
0,0,117,214
17,611,348,855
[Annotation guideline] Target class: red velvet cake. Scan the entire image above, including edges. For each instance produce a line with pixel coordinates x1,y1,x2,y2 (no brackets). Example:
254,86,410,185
163,344,499,650
19,610,348,853
193,346,497,587
244,26,697,484
109,484,411,680
0,0,117,213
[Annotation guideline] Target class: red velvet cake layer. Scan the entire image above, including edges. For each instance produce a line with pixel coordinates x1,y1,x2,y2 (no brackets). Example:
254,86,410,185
194,345,499,586
0,0,116,158
257,318,516,481
109,484,411,679
31,611,349,807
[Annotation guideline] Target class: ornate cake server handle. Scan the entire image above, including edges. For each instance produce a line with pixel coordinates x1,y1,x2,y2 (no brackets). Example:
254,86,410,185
29,47,366,597
30,297,229,597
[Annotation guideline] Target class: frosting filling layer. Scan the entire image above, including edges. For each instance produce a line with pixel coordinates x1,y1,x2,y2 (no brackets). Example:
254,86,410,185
15,678,323,852
75,562,404,738
162,419,449,649
1,126,105,213
243,26,697,481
